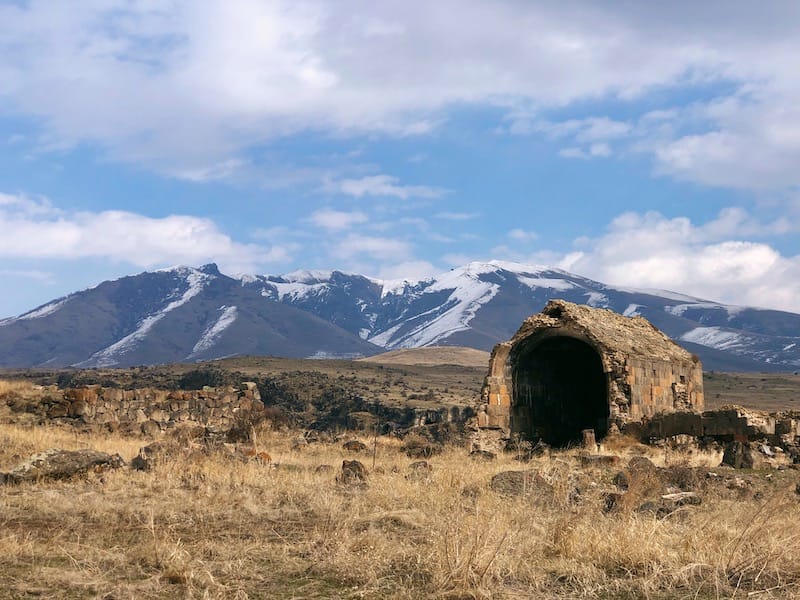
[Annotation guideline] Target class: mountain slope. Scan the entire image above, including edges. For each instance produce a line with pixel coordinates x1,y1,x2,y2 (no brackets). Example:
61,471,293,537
2,260,799,370
0,264,379,368
242,260,800,371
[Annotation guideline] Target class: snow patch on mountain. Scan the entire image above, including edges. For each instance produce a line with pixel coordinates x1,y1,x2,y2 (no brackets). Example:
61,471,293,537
680,327,744,351
372,264,501,348
623,304,643,317
272,281,328,301
584,292,609,307
14,298,69,321
190,305,238,356
518,276,575,291
77,271,210,367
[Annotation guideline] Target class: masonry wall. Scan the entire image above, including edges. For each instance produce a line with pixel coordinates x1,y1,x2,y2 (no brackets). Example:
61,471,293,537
12,384,264,433
627,358,705,420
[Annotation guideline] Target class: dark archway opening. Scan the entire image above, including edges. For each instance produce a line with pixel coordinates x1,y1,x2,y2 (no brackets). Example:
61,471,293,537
513,336,608,447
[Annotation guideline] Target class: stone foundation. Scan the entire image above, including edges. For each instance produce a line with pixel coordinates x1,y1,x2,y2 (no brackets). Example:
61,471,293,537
6,383,263,433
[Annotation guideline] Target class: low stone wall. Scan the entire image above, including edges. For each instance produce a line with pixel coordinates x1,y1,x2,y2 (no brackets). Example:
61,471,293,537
6,383,263,434
626,407,800,444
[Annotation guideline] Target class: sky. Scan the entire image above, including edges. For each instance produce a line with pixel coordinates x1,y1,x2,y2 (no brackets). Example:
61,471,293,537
2,1,800,318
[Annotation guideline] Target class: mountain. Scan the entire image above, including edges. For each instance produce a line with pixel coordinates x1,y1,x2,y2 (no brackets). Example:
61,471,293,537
241,261,800,372
1,260,799,371
0,264,379,368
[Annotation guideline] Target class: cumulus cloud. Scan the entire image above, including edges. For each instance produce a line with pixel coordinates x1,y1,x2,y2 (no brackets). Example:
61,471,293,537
0,193,285,274
377,260,439,281
2,0,799,191
331,234,412,261
559,210,800,312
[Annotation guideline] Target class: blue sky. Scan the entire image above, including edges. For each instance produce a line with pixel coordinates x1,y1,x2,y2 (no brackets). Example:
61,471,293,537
2,1,800,318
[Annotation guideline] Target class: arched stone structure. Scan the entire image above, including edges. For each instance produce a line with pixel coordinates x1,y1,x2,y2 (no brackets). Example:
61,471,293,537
478,300,704,446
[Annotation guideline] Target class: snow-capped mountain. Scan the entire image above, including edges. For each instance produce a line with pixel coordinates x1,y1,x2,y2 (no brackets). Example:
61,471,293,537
2,260,799,370
242,260,800,371
0,264,379,368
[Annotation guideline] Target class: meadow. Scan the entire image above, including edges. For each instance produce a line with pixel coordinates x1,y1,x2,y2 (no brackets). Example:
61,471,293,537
1,396,799,598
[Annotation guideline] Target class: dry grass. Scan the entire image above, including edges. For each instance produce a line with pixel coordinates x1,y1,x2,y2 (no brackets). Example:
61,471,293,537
1,421,799,599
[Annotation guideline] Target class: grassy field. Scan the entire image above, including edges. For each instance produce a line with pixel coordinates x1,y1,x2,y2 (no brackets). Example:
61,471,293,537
2,370,800,599
2,359,800,598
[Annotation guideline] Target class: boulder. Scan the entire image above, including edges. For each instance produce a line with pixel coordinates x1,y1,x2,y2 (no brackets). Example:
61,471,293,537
2,448,125,483
131,440,179,471
490,470,553,498
342,440,368,453
337,460,368,485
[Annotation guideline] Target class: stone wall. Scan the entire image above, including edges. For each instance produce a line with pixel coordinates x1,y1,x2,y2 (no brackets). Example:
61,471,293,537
7,383,263,434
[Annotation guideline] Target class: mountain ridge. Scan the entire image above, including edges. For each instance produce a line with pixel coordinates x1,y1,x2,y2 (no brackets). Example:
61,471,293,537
2,260,799,371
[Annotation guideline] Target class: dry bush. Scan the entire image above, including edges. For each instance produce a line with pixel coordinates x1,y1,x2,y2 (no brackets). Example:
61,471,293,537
1,422,799,599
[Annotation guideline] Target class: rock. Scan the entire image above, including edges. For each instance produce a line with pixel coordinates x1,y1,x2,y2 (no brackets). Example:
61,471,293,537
661,491,702,506
635,501,673,519
337,460,368,485
342,440,368,453
131,440,179,471
795,482,800,496
291,437,308,451
612,470,629,490
628,456,658,474
602,490,625,513
469,450,496,461
3,448,125,483
721,441,759,469
490,470,553,498
315,464,333,473
406,460,433,481
580,455,620,467
140,420,161,438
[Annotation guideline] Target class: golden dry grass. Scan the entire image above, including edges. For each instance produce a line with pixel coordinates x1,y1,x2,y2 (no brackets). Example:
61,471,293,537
1,420,799,599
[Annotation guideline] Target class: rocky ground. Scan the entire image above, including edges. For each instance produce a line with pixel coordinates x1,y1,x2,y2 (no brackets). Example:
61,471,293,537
1,413,799,599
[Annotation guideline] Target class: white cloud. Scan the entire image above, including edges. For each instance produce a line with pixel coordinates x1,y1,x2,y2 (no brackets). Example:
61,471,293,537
558,143,612,159
508,229,538,243
333,175,444,199
0,2,799,194
435,211,479,221
0,269,55,283
377,260,439,281
560,210,800,312
307,209,368,230
332,233,412,261
0,192,285,274
3,0,798,191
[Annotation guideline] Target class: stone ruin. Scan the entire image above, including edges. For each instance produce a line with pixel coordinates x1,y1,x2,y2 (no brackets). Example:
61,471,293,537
4,382,264,435
478,299,704,446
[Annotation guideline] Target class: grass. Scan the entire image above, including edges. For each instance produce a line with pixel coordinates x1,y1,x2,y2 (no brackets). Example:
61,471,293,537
1,413,799,599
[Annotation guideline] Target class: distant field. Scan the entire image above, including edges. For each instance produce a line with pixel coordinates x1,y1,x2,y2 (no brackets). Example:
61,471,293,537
704,371,800,412
3,352,800,414
359,346,490,368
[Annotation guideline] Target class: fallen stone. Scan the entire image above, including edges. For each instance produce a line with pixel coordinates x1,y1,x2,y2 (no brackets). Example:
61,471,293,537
469,449,496,461
131,440,179,471
337,460,368,485
661,491,702,506
3,448,125,483
580,455,621,467
342,440,368,453
490,470,553,498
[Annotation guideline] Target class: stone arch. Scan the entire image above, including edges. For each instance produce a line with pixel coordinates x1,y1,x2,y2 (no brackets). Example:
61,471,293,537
511,333,609,446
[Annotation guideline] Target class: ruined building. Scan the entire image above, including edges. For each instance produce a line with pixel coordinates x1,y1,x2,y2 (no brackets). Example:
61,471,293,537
479,300,704,446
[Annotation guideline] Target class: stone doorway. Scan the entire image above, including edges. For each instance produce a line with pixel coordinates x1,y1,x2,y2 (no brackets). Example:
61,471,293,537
513,336,608,446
